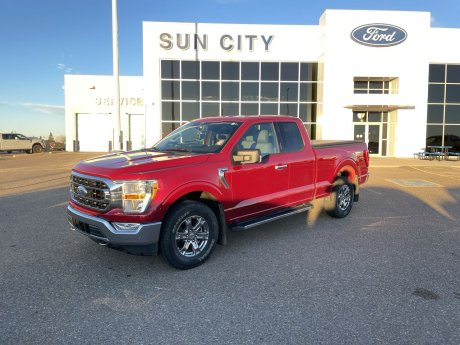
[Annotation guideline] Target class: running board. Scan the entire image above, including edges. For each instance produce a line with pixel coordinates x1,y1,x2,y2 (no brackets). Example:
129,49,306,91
230,204,312,231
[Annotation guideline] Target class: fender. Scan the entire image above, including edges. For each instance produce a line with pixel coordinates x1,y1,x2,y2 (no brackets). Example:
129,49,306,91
156,180,225,219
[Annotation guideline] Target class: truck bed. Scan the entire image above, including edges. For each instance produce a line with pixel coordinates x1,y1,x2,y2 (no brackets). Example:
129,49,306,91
311,140,363,149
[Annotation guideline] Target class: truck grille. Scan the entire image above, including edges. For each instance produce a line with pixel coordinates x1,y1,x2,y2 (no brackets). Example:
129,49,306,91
70,173,112,211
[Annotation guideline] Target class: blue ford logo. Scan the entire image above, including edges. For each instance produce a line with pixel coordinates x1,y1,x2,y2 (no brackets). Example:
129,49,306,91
77,185,88,197
351,23,407,47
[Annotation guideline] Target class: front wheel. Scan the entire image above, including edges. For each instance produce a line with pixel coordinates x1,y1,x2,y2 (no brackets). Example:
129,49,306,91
32,144,43,153
326,178,354,218
160,200,218,269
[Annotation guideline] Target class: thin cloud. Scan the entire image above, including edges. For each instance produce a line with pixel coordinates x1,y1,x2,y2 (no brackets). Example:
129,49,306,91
57,63,76,74
21,103,65,116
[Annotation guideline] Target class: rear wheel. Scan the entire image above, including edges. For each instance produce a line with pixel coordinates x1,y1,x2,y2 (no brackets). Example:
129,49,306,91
160,200,218,269
326,178,354,218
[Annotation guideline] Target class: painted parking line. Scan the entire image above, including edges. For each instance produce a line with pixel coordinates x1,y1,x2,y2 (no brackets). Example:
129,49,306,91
386,179,442,187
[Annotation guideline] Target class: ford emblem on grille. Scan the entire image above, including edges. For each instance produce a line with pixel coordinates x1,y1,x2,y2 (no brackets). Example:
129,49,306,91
77,185,88,197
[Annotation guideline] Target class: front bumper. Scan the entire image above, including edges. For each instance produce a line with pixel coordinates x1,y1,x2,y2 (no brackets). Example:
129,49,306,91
67,205,162,246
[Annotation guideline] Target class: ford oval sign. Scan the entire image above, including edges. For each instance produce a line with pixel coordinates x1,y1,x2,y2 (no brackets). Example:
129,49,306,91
351,23,407,47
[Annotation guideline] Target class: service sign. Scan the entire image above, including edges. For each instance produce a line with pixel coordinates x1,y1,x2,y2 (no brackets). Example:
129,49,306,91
351,23,407,47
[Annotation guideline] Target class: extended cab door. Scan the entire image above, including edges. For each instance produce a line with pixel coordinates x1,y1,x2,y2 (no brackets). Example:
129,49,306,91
274,121,316,204
226,122,289,222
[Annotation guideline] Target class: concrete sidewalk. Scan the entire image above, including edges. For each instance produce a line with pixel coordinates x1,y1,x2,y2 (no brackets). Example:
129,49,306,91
370,156,460,167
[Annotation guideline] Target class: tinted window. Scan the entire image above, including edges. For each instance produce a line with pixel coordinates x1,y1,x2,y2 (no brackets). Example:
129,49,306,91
281,63,298,81
429,64,445,83
182,61,200,79
222,62,239,80
161,60,180,79
182,102,199,121
242,62,259,80
280,83,298,102
182,81,199,100
300,83,317,102
202,103,219,117
446,65,460,83
261,83,278,101
428,84,444,103
261,62,279,81
222,82,239,101
300,63,317,81
445,105,460,124
202,61,219,80
162,81,180,100
162,102,180,121
427,104,444,123
202,82,219,100
446,84,460,103
276,122,304,152
242,82,259,101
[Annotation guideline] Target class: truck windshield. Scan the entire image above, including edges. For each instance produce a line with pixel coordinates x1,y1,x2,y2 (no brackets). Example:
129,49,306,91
153,121,242,154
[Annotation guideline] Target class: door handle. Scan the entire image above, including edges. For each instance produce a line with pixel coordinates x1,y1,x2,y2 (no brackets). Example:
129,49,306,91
275,164,288,170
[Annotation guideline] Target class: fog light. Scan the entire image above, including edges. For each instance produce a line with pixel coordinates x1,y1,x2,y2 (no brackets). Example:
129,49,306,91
112,222,141,231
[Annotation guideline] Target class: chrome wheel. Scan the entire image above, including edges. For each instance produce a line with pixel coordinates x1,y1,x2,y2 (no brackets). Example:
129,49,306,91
175,215,210,258
337,184,352,211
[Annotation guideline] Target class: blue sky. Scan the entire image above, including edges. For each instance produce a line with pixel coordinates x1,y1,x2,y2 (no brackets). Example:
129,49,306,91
0,0,459,138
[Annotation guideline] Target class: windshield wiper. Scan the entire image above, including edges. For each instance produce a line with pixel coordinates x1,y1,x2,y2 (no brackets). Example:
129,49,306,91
160,148,191,153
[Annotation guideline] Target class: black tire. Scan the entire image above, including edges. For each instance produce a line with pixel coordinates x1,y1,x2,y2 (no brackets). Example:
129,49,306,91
326,178,354,218
160,200,218,269
32,144,43,153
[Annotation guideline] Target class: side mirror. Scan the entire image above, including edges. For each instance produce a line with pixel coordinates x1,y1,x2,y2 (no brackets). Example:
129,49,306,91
232,149,261,164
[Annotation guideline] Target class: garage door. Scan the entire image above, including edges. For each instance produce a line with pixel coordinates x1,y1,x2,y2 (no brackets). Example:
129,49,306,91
77,113,112,152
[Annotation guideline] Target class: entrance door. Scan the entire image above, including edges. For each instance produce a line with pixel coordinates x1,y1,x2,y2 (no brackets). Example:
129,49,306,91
354,124,381,155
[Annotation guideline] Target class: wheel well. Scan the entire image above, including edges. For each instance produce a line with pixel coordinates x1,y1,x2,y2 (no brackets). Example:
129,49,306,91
162,191,226,245
336,169,359,201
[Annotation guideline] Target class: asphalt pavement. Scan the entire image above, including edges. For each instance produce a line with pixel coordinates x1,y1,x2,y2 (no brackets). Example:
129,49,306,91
0,152,459,344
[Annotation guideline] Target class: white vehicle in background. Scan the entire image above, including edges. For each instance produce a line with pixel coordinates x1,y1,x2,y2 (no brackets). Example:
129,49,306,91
0,133,46,154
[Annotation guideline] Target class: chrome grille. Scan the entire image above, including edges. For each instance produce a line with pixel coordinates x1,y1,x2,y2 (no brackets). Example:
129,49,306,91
70,173,111,211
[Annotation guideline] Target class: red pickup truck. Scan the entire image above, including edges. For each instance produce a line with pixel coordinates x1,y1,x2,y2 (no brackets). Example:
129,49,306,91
68,116,369,269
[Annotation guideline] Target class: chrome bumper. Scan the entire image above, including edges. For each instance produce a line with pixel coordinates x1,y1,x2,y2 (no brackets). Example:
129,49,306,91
67,205,162,246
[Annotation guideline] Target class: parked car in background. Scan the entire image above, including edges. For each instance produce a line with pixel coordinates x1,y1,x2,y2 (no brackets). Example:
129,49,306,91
45,140,66,151
0,133,46,153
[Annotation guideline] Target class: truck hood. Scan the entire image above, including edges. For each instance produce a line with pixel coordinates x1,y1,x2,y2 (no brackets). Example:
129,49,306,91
73,150,210,178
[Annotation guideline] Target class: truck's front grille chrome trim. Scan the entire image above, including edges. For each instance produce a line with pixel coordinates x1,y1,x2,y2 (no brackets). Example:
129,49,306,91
70,172,118,212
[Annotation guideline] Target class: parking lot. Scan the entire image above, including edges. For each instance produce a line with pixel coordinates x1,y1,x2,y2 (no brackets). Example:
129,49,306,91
1,152,459,344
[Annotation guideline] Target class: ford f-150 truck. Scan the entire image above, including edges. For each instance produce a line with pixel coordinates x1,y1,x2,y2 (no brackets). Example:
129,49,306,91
68,116,369,269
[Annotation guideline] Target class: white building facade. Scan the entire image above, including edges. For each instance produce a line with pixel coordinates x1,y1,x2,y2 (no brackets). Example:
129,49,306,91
65,9,460,156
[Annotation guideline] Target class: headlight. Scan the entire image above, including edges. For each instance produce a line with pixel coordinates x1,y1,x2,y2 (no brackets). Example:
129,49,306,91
113,180,159,213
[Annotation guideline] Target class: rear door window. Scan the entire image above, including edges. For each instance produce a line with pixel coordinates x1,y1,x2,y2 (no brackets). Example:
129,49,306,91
276,122,304,152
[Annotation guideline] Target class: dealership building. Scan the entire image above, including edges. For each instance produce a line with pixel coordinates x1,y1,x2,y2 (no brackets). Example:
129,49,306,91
65,9,460,156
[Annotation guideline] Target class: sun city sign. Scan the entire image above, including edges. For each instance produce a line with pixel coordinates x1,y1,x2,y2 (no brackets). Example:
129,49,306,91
351,23,407,47
159,33,275,52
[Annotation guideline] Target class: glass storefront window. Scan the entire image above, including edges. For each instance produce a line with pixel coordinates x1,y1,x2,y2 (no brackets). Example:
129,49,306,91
261,83,278,102
281,63,298,81
221,102,239,116
241,103,258,115
300,63,317,82
241,83,259,101
445,105,460,124
427,104,444,123
429,64,445,83
446,84,460,103
242,62,259,80
260,103,278,115
182,102,199,121
202,61,219,80
202,82,219,100
221,62,239,80
162,102,180,121
160,59,319,137
162,81,180,100
202,103,219,117
446,65,460,83
428,84,445,103
221,82,239,101
161,60,180,79
280,83,298,102
182,81,200,100
261,62,279,81
182,61,200,79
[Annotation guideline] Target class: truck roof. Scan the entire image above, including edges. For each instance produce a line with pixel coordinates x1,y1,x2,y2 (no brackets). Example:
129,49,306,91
195,115,301,123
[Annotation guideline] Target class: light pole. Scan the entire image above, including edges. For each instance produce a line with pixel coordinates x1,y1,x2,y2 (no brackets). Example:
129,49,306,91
112,0,122,151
